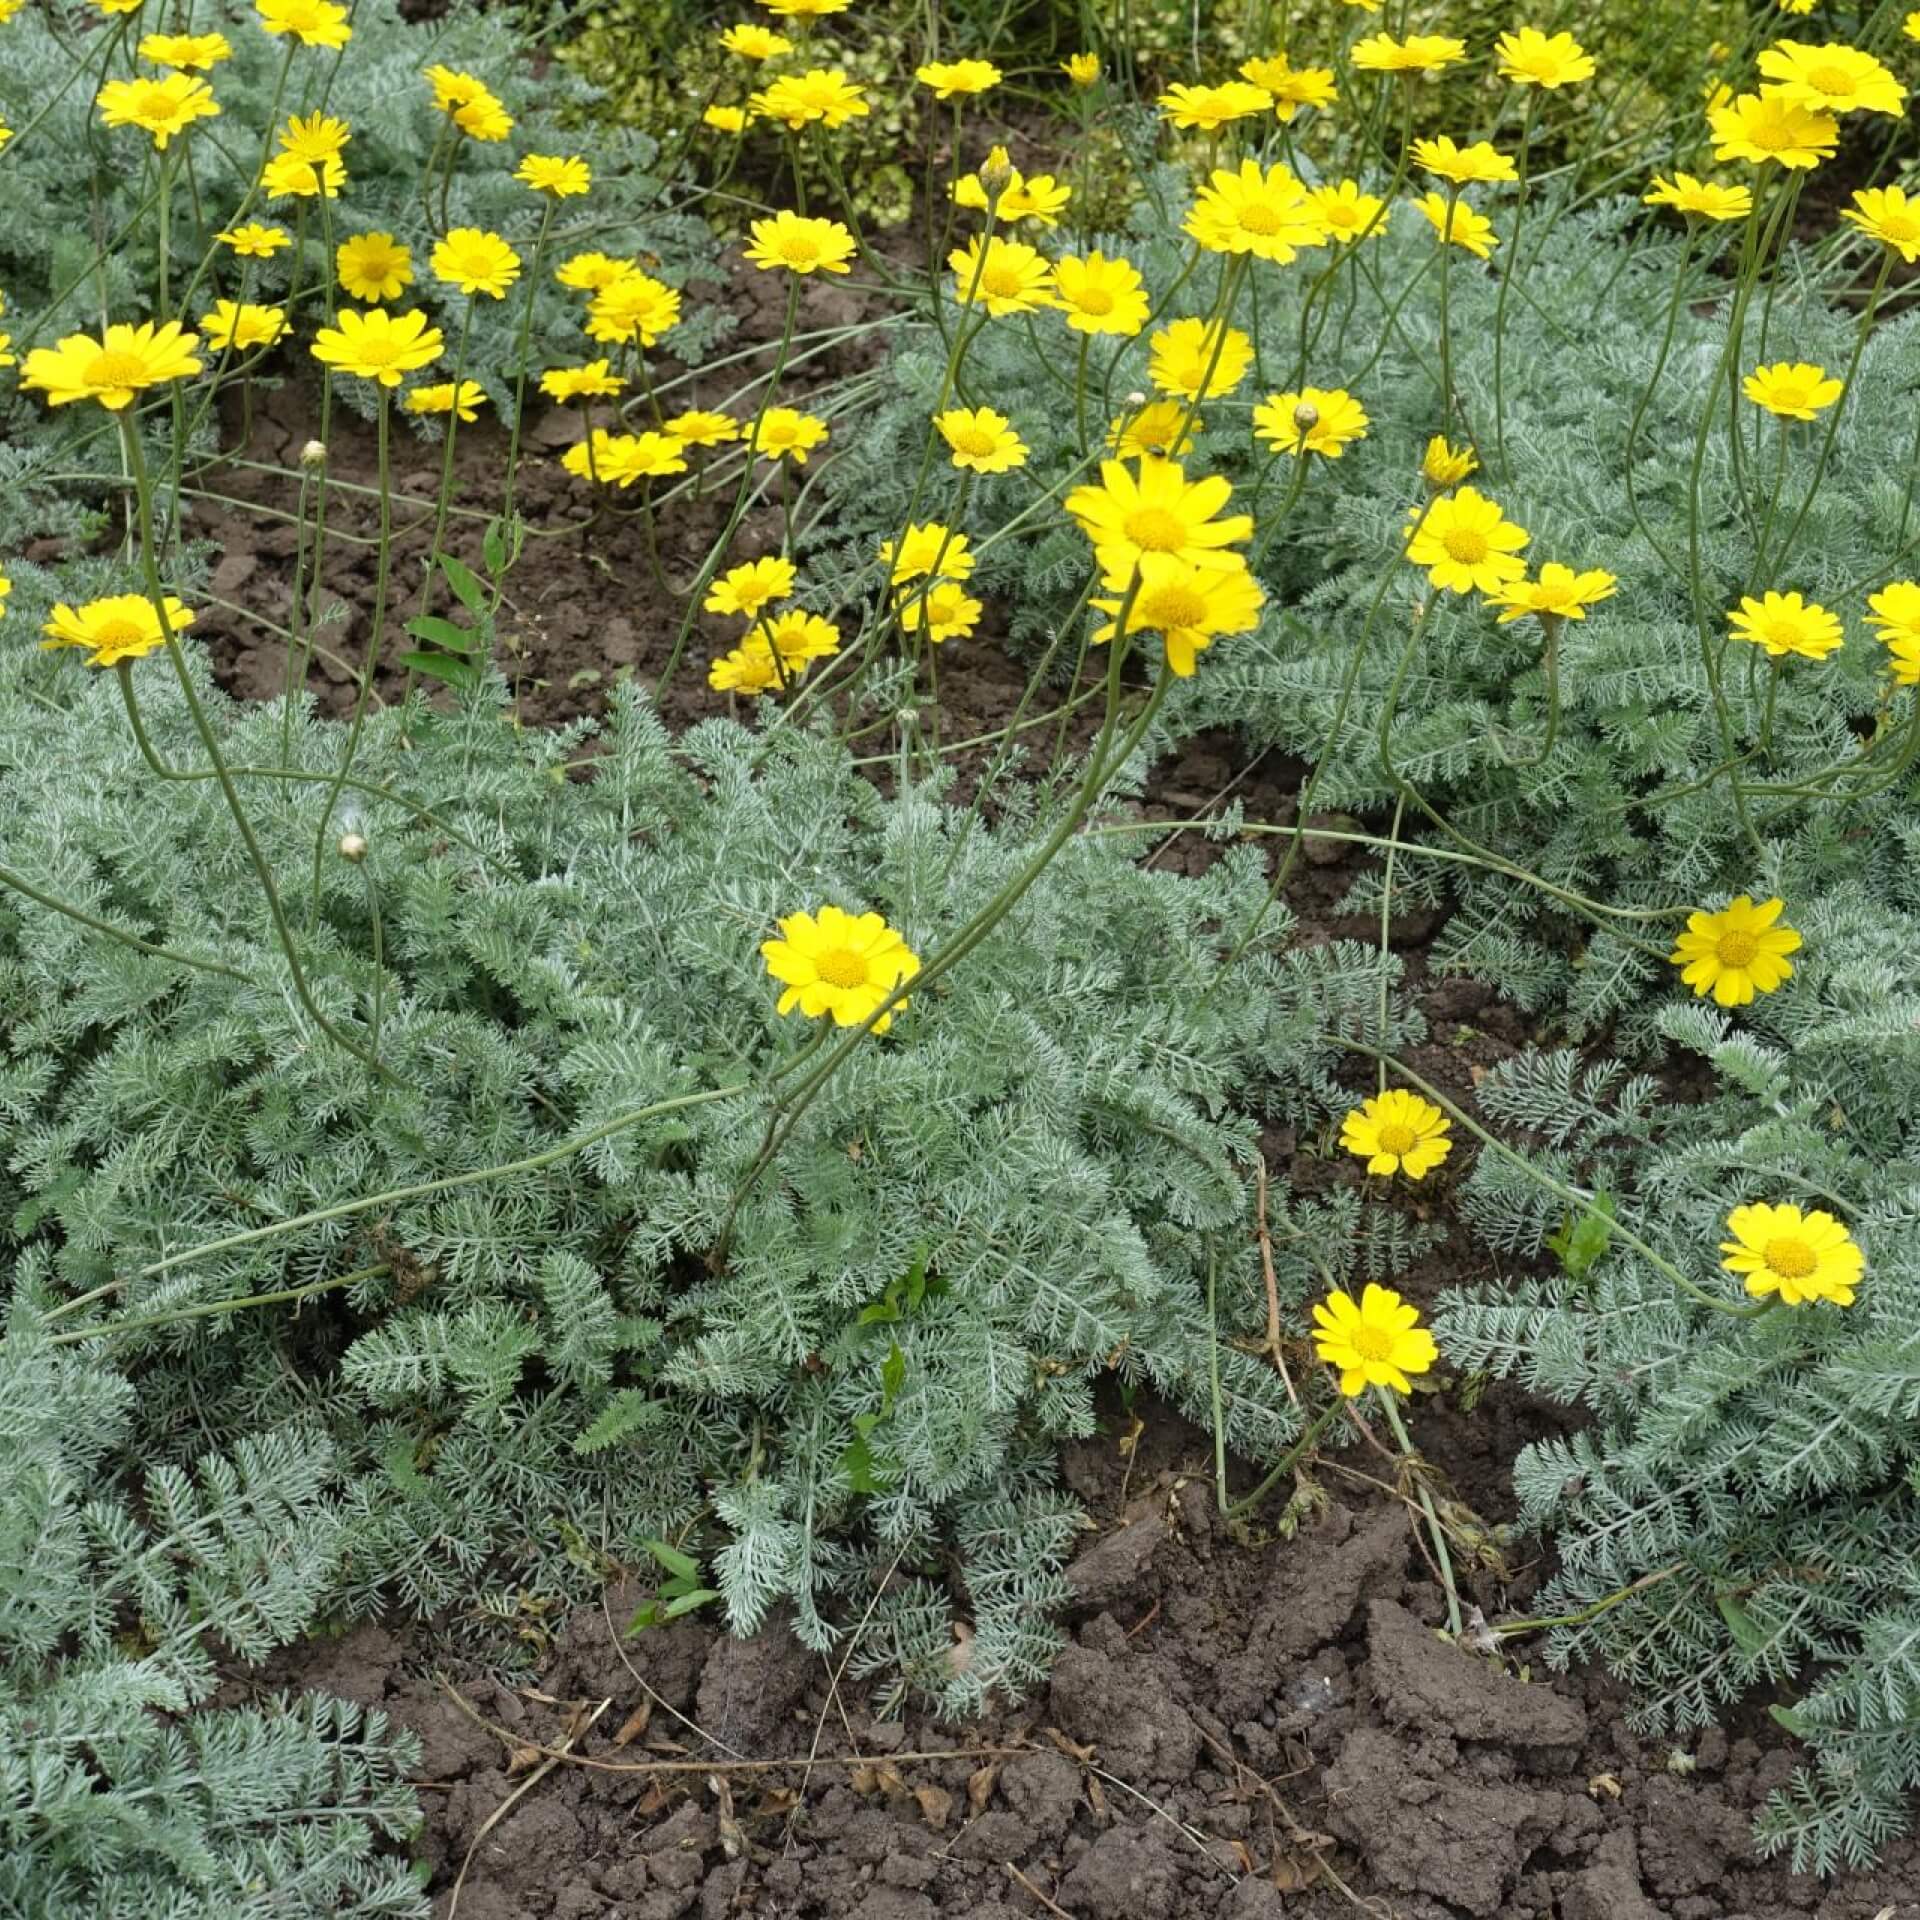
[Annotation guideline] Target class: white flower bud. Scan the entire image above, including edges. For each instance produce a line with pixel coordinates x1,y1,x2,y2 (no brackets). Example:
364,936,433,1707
337,832,368,863
300,439,328,470
1292,401,1320,432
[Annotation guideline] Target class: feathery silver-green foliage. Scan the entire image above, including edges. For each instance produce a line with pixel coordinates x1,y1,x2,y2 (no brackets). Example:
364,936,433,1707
815,162,1920,1867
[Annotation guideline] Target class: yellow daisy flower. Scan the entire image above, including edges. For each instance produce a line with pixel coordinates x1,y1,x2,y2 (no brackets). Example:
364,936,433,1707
1742,361,1843,419
757,0,849,16
217,221,292,257
432,228,522,299
709,639,790,694
97,73,221,148
1756,39,1904,116
1844,185,1920,261
1148,316,1254,401
704,556,796,618
934,406,1027,474
1421,435,1477,490
1484,563,1618,624
1709,91,1837,168
540,360,625,402
1406,485,1530,594
1065,456,1252,581
1253,386,1369,458
666,409,739,446
406,381,487,421
759,608,841,666
1643,173,1753,221
42,593,196,667
1351,32,1466,75
1339,1089,1452,1179
335,232,413,303
1494,27,1594,88
199,300,287,351
882,522,976,587
1727,590,1843,660
915,58,1002,97
1414,191,1498,258
1866,580,1920,681
744,210,857,275
1311,1284,1439,1397
1669,895,1802,1005
1721,1203,1861,1306
1062,53,1100,86
309,308,444,387
897,579,982,644
515,153,591,197
1155,80,1272,131
22,320,202,410
1108,401,1199,461
138,31,233,68
704,105,748,133
749,68,869,130
749,407,829,463
1091,552,1264,677
1051,251,1149,335
586,273,682,346
719,22,792,57
1240,54,1338,122
555,251,634,292
1309,180,1387,243
254,0,351,47
948,234,1054,316
1184,158,1328,264
760,907,921,1033
1413,136,1518,186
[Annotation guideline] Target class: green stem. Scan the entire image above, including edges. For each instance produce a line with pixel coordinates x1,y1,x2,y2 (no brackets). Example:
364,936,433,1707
1378,1389,1463,1638
0,857,253,982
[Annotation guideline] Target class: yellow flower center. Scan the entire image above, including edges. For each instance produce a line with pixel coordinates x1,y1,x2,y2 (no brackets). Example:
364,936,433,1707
1235,199,1284,235
981,263,1025,298
85,348,155,390
950,424,998,456
1375,1121,1419,1156
347,333,402,368
90,616,148,651
1138,583,1208,630
1752,121,1792,152
1123,506,1190,552
1074,286,1115,315
1441,526,1490,565
1349,1322,1396,1361
1715,929,1759,966
1763,1235,1817,1279
814,947,869,989
1327,205,1358,229
779,235,820,265
1807,65,1853,97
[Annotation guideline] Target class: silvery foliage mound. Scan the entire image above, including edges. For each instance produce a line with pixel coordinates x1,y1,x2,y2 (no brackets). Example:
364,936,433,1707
812,165,1920,1866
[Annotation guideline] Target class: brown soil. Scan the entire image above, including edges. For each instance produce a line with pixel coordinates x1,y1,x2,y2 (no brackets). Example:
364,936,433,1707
244,1360,1919,1920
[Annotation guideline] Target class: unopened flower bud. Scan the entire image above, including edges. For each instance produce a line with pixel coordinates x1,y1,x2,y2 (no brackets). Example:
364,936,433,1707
978,144,1014,197
1124,390,1147,408
337,832,368,863
300,439,328,471
1292,401,1320,432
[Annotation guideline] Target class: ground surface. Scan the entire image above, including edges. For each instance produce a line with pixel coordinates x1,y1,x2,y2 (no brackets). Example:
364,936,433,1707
254,1372,1920,1920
